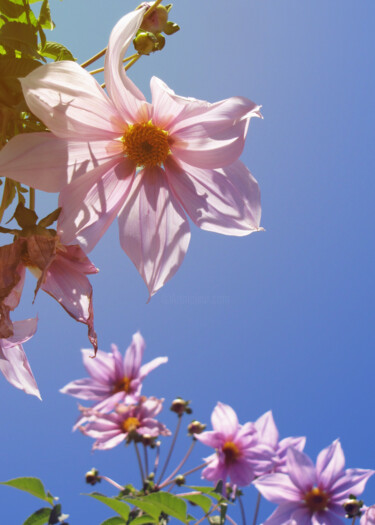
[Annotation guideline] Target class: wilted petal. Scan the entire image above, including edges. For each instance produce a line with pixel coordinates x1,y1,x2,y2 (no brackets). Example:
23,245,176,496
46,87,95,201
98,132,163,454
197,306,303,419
118,167,190,298
105,8,150,123
21,61,124,140
58,157,135,251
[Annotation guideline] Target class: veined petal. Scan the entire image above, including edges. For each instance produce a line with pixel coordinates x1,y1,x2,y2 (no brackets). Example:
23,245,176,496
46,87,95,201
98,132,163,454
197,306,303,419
105,8,150,123
118,167,191,298
0,133,122,192
211,402,239,437
57,157,135,251
316,440,345,489
195,430,224,449
255,411,279,448
59,377,111,400
262,503,304,525
20,61,125,140
123,331,145,379
3,318,38,348
287,447,316,493
81,348,116,384
253,473,302,504
166,159,262,236
329,469,374,501
139,356,168,380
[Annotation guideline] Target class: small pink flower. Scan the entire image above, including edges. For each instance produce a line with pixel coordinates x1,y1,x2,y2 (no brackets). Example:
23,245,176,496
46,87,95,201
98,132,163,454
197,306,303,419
255,411,306,474
0,318,40,398
60,331,167,413
0,7,262,298
196,402,275,488
80,396,170,450
253,440,374,525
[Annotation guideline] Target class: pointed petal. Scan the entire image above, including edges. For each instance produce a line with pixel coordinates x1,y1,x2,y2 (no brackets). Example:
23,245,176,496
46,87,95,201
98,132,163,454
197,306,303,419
139,356,168,380
4,318,38,347
111,343,125,382
253,473,302,504
330,469,374,501
81,348,115,384
316,440,345,489
195,430,224,449
229,459,255,486
0,133,122,192
123,331,145,379
312,510,345,525
57,158,135,251
287,447,317,493
255,411,279,448
0,338,41,399
262,503,303,525
118,167,191,298
59,377,111,400
166,158,262,236
105,8,150,123
20,61,124,140
211,402,239,437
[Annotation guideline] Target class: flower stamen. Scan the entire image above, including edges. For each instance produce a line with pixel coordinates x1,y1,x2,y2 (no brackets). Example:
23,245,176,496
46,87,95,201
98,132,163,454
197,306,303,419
113,376,131,394
222,441,241,464
304,487,329,512
122,122,170,168
122,416,140,434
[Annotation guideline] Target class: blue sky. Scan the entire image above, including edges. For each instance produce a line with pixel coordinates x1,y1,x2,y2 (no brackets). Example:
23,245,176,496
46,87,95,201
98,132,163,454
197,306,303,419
1,0,375,523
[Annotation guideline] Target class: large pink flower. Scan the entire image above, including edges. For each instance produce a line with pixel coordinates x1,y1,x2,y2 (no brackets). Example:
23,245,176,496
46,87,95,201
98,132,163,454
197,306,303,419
196,402,275,488
253,440,374,525
60,331,167,413
0,317,40,398
0,7,262,297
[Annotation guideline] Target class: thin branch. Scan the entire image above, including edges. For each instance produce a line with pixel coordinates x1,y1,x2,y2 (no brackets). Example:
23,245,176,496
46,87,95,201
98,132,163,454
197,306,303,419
81,47,107,69
134,441,145,485
161,440,196,487
157,416,182,484
100,475,124,492
239,494,247,525
251,492,261,525
158,461,207,490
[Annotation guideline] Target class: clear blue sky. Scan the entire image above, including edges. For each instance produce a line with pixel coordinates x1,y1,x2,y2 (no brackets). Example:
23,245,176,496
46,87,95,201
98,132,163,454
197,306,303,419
1,0,375,523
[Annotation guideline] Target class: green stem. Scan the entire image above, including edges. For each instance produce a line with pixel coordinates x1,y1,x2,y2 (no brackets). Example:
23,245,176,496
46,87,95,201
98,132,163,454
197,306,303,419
144,444,149,479
134,442,145,485
158,461,207,489
194,501,221,525
251,492,261,525
227,515,238,525
124,54,141,71
89,54,139,75
80,47,107,69
160,439,196,486
157,416,182,484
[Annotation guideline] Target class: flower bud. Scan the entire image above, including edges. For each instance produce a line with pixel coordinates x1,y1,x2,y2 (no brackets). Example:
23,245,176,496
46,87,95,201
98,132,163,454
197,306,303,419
155,33,165,51
343,496,363,518
170,397,192,416
142,434,156,447
133,32,158,55
187,420,206,436
163,21,180,35
85,468,100,486
140,4,169,34
175,475,185,486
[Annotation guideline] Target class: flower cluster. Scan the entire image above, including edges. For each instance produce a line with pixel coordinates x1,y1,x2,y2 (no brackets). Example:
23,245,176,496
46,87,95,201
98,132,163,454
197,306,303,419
61,332,170,450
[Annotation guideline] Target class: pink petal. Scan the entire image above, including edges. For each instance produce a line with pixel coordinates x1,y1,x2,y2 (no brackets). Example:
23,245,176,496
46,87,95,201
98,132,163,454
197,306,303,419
166,158,262,236
253,473,302,504
262,503,304,525
316,440,345,489
59,377,111,400
41,252,97,352
0,133,121,192
195,430,224,449
104,8,150,123
3,265,25,311
123,331,146,379
82,348,116,384
118,167,191,298
201,455,227,484
4,318,38,347
287,447,317,493
111,343,125,382
312,510,345,525
57,157,135,251
211,402,239,437
255,411,279,448
330,469,374,501
139,356,168,380
228,459,255,486
20,61,125,139
93,432,126,450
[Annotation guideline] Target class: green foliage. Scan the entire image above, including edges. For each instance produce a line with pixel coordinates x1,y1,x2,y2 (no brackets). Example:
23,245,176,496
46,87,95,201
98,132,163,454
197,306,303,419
39,40,74,61
23,507,51,525
182,493,212,514
0,476,55,505
100,518,127,525
85,493,131,521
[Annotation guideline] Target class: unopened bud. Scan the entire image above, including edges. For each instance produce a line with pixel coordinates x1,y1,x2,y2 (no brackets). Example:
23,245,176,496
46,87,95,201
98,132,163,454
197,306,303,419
133,31,158,55
155,33,165,51
175,475,185,486
85,468,100,486
163,21,180,35
343,496,363,518
170,397,192,416
140,5,169,34
187,420,206,436
142,434,156,447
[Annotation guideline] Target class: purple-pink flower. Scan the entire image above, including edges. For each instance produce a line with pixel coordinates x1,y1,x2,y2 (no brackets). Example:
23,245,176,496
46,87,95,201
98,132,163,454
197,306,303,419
255,411,306,474
0,7,262,297
253,440,374,525
195,402,275,488
0,318,40,399
80,396,170,450
60,331,167,413
361,506,375,525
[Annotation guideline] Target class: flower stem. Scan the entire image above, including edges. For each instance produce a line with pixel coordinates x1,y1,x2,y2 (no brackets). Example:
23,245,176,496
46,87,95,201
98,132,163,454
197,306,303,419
160,439,196,487
239,495,246,525
351,518,357,525
158,461,207,489
251,492,261,525
124,54,141,71
227,515,238,525
194,501,221,525
100,475,124,491
153,441,161,475
89,54,139,75
134,441,145,485
29,187,35,211
144,0,163,17
157,416,182,485
144,444,149,478
81,47,107,69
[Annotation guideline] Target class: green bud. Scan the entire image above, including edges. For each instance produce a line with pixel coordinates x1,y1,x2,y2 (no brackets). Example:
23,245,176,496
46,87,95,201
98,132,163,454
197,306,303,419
155,33,165,51
170,397,192,416
163,21,180,35
141,5,169,34
175,475,185,486
133,32,158,55
85,468,100,486
187,420,206,436
343,497,363,518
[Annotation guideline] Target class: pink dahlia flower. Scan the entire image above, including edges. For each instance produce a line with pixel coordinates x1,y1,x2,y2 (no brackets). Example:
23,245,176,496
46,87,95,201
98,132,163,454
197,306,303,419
60,331,167,413
253,440,374,525
0,7,262,297
255,411,306,474
0,317,40,398
80,396,170,450
195,402,275,488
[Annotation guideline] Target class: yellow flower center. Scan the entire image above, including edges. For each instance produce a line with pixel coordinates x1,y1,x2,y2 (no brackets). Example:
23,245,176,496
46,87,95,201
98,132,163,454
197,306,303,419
122,122,170,168
304,487,330,512
122,416,141,434
222,441,241,464
113,377,131,394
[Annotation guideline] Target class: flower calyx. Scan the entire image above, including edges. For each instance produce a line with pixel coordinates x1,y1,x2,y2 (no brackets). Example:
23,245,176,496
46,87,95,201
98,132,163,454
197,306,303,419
187,420,206,437
133,3,179,55
343,495,364,518
170,397,192,417
85,468,101,486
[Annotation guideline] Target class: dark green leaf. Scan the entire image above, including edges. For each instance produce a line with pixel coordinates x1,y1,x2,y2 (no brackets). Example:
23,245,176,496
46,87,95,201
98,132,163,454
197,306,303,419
38,0,54,30
100,518,126,525
182,494,212,514
84,493,130,521
0,477,54,505
188,486,222,502
144,492,188,523
0,0,25,19
0,55,41,77
122,498,160,521
0,20,39,57
23,507,51,525
39,41,75,61
130,516,157,525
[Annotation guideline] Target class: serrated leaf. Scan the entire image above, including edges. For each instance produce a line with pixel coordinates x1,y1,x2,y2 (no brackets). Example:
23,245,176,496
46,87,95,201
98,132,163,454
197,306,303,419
100,518,126,525
0,477,54,505
39,40,74,61
23,507,51,525
84,493,130,521
144,492,188,523
182,494,212,514
0,20,39,57
0,55,41,77
0,0,25,19
38,0,54,30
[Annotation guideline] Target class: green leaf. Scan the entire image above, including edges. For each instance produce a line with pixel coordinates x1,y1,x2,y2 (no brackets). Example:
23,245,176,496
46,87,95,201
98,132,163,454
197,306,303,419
188,486,222,502
130,516,157,525
182,494,212,514
100,518,126,525
0,20,39,57
84,493,130,521
0,0,25,19
122,498,161,521
0,477,54,505
0,55,41,77
39,41,75,61
38,0,54,30
144,492,188,523
23,507,51,525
